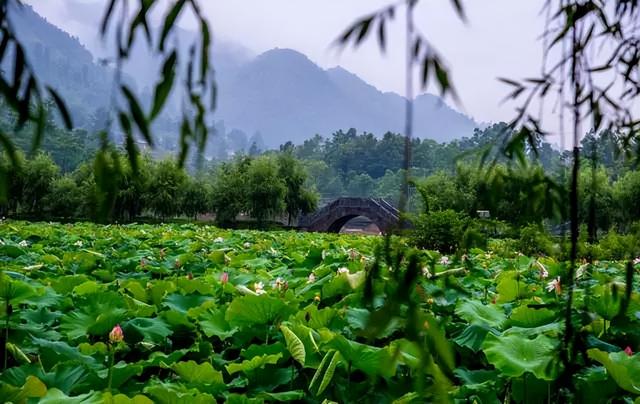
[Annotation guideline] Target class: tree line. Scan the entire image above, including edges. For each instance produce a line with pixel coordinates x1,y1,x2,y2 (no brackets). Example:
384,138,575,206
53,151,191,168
0,149,318,227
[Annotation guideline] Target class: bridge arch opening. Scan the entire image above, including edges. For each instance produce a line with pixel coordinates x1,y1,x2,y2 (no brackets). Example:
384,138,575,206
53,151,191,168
297,197,399,234
329,215,382,235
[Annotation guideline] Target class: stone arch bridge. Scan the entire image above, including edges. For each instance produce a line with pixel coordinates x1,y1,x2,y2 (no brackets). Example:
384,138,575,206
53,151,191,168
297,197,400,234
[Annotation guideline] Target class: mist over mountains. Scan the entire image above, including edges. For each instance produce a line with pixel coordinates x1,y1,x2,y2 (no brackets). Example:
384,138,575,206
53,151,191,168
12,4,480,152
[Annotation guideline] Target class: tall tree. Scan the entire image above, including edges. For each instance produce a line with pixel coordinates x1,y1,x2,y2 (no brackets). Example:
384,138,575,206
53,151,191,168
245,156,286,226
277,152,318,225
146,159,187,220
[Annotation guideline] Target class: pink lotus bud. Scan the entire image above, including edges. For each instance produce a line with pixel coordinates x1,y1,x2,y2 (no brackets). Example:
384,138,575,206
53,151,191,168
220,272,229,284
625,346,633,356
109,324,124,343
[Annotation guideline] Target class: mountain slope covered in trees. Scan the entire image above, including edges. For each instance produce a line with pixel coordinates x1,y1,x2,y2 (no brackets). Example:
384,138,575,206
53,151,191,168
12,5,479,150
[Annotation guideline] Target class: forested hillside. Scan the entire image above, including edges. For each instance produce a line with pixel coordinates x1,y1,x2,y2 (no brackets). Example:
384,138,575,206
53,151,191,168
10,5,479,152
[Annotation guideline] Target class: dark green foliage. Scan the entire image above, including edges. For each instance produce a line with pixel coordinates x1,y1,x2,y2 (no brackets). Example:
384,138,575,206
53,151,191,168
245,156,286,225
43,175,82,218
412,209,466,253
210,157,250,226
518,224,556,257
181,177,211,220
145,159,187,220
22,152,59,214
277,152,318,225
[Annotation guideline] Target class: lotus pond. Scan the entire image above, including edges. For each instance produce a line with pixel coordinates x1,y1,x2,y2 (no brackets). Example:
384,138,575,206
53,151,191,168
0,221,639,403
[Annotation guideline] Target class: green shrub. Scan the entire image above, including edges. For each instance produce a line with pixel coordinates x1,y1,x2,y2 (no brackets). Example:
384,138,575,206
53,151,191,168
596,231,638,260
411,210,466,253
487,238,519,257
518,224,556,256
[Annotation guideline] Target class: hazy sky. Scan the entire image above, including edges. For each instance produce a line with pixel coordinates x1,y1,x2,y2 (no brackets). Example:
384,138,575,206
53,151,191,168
25,0,548,127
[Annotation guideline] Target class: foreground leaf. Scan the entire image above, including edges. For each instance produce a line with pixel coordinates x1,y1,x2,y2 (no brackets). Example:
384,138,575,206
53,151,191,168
482,332,558,380
588,348,640,394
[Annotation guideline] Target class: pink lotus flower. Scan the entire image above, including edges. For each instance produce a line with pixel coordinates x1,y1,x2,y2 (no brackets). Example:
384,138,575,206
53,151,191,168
625,346,633,356
440,256,450,265
109,324,124,343
220,272,229,284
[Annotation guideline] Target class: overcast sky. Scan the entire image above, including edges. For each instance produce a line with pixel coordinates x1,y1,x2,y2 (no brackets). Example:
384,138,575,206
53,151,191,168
25,0,549,129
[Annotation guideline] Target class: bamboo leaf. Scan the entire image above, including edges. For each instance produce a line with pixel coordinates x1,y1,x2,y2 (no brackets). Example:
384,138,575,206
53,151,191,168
121,86,153,147
46,86,73,130
101,0,118,35
150,51,177,120
159,0,186,52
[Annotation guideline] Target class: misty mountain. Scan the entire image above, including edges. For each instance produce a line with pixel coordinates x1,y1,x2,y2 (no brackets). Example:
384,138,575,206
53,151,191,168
12,5,478,151
8,3,114,128
216,48,477,147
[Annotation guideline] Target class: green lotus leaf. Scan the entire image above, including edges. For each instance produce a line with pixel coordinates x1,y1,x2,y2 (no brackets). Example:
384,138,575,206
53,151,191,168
143,381,216,404
454,324,493,352
37,388,103,404
495,272,528,303
574,365,620,403
100,392,154,404
0,276,39,305
30,338,99,371
482,332,559,380
2,363,91,396
0,244,26,258
72,281,103,295
502,321,563,338
162,293,210,314
122,317,172,344
172,360,224,385
325,335,394,378
121,281,148,302
508,305,557,328
0,375,47,403
62,251,102,272
48,275,91,295
586,284,623,321
587,348,640,394
295,305,337,329
225,294,294,327
60,291,128,340
97,361,144,389
226,353,283,375
198,308,238,340
256,390,305,401
455,300,507,329
225,393,263,404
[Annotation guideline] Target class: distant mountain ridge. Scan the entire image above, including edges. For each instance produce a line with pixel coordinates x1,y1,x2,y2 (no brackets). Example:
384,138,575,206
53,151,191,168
12,6,479,150
216,48,478,147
